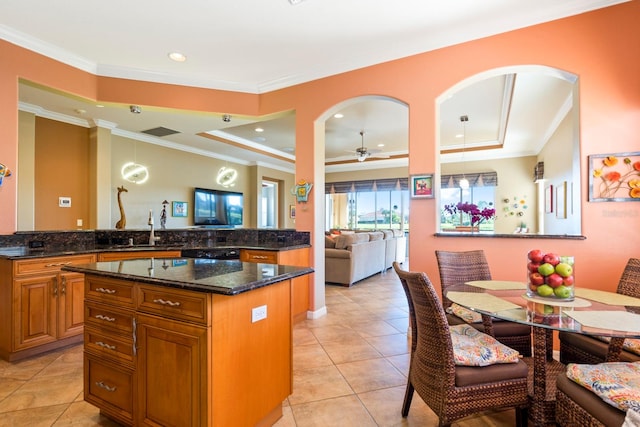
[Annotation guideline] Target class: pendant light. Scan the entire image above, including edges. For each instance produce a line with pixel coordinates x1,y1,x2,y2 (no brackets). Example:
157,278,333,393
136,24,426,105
459,115,470,190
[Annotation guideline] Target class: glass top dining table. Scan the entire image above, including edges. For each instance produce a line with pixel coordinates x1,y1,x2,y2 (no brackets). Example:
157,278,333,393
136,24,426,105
444,281,640,427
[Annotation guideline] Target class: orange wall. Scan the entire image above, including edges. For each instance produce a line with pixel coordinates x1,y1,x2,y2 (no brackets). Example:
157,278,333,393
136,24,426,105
34,118,90,230
1,2,639,298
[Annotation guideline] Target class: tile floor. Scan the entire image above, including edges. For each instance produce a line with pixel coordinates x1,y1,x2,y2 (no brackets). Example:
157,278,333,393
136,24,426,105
0,267,520,426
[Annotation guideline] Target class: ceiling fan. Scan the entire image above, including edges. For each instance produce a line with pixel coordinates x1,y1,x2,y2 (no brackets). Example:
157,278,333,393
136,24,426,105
349,131,390,162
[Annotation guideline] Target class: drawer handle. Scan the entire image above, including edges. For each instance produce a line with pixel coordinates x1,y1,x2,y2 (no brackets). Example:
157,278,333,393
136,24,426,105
95,287,116,294
95,381,117,392
95,341,116,351
95,314,116,322
153,298,181,307
44,261,73,267
252,255,268,259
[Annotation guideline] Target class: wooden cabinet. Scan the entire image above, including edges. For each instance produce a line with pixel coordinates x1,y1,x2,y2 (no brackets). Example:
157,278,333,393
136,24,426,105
240,247,311,323
0,253,96,361
97,250,181,262
82,273,292,427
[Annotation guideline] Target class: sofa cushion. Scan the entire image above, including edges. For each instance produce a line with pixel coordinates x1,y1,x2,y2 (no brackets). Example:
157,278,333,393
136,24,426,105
381,230,394,239
325,248,352,259
368,231,384,241
566,362,640,412
325,235,336,248
334,232,369,249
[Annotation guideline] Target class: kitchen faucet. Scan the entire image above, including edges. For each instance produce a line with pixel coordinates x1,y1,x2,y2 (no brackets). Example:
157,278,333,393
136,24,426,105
148,210,160,246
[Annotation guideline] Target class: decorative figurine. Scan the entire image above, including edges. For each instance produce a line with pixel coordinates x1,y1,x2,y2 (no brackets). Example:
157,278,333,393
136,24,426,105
160,200,168,229
115,186,128,229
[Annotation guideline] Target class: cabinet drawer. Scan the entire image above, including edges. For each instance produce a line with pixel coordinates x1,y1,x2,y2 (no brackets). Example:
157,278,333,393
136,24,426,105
136,285,209,325
85,302,134,335
85,276,135,307
85,353,134,424
240,249,278,264
14,254,95,276
85,326,134,366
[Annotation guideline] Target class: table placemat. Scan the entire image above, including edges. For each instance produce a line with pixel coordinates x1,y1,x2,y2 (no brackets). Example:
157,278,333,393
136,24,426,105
521,294,592,307
447,291,520,313
575,289,640,307
564,311,640,333
465,280,526,290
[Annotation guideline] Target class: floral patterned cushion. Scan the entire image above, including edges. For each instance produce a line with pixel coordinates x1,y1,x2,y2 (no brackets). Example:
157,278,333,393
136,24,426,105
448,303,483,323
566,362,640,412
450,324,520,366
596,336,640,356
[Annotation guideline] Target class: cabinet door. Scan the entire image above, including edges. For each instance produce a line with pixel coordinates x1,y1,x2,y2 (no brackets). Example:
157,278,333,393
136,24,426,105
14,275,57,350
136,314,208,427
58,272,85,338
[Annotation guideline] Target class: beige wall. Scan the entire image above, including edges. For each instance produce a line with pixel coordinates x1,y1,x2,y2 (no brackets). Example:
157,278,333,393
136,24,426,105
110,134,254,229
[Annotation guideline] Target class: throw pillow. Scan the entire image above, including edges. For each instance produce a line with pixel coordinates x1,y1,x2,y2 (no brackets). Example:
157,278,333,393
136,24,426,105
325,236,336,248
450,324,520,366
566,362,640,412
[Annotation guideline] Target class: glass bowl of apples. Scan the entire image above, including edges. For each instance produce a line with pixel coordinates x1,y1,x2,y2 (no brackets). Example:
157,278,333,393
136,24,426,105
526,249,575,301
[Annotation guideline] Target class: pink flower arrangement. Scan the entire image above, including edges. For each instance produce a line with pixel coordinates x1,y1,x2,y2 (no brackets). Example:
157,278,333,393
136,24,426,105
444,202,496,227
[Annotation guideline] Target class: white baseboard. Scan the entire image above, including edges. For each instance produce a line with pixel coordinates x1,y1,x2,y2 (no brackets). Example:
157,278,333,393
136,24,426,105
307,306,327,319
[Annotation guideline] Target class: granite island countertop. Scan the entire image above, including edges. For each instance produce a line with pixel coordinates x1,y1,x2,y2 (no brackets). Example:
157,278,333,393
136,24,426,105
62,258,313,296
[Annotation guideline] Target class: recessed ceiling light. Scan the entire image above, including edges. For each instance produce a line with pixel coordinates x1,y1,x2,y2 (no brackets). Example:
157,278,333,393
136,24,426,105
455,133,464,138
378,144,384,147
95,104,104,108
168,52,187,62
333,113,344,119
255,127,264,132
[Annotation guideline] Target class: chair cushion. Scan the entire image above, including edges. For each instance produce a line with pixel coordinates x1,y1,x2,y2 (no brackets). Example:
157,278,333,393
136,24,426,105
450,324,520,366
597,336,640,356
556,372,626,426
448,303,482,323
455,359,528,387
566,362,640,412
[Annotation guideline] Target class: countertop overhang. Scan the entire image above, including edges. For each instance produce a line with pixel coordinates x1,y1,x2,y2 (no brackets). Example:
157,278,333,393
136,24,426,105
63,258,314,296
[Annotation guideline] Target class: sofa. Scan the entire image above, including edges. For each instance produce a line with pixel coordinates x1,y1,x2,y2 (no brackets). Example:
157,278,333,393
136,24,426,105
325,229,406,286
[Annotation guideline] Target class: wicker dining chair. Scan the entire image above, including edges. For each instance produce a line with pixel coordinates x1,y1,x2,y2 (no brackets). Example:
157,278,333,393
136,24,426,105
435,250,532,356
559,258,640,364
392,262,529,427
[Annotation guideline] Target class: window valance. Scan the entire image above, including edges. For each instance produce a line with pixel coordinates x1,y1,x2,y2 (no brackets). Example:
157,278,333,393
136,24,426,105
440,172,498,188
325,178,408,194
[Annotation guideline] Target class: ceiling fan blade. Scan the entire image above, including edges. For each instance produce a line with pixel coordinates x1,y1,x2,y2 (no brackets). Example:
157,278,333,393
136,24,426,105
370,153,390,158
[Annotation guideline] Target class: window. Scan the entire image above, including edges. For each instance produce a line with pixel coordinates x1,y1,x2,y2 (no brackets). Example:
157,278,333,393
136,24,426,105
259,180,278,228
440,173,496,232
325,178,409,232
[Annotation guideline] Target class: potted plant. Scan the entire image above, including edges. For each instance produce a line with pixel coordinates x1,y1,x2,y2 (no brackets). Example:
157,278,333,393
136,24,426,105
444,202,496,232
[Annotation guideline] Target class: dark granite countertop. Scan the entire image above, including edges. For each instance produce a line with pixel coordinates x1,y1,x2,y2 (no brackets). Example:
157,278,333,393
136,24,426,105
62,258,314,296
0,244,311,260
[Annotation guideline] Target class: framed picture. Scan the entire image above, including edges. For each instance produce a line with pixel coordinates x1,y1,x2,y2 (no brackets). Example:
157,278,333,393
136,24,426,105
545,185,553,213
289,205,296,219
410,174,434,199
172,201,188,217
589,152,640,202
556,181,567,219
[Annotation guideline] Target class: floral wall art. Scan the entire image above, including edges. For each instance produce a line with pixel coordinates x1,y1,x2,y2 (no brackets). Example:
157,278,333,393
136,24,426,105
589,152,640,202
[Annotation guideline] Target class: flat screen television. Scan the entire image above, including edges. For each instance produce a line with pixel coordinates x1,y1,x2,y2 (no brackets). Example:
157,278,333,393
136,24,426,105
193,187,243,226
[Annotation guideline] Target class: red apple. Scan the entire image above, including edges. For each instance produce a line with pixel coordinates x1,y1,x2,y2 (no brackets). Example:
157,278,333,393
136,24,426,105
529,272,545,286
528,249,544,263
543,253,561,266
563,275,575,286
546,273,564,288
528,262,541,273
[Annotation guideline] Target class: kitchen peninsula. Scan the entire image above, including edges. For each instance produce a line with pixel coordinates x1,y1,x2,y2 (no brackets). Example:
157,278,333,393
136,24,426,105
62,257,313,427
